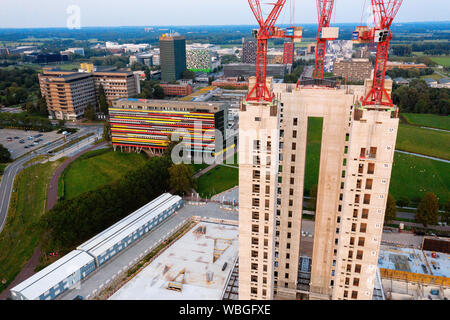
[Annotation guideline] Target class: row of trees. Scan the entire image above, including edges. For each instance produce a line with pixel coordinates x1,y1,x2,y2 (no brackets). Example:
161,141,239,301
392,79,449,115
386,67,434,79
0,112,54,131
137,80,165,100
385,193,449,228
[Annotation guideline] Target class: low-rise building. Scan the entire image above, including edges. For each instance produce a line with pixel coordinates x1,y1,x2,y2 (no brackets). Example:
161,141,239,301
109,98,229,156
160,83,193,96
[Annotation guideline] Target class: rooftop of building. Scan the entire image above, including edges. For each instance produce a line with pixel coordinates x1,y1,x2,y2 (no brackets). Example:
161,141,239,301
111,97,227,112
109,221,238,300
378,245,450,278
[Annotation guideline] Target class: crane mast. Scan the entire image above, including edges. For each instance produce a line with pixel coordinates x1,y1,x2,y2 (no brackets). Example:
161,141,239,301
353,0,403,106
247,0,302,103
313,0,336,80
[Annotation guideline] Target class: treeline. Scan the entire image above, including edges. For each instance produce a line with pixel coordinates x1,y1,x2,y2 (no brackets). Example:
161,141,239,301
392,79,449,115
41,156,172,250
0,67,40,107
137,80,165,99
283,59,311,83
386,67,434,79
0,112,55,131
412,42,450,56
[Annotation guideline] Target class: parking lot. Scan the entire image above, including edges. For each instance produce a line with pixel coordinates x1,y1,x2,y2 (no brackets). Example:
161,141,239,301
0,129,64,159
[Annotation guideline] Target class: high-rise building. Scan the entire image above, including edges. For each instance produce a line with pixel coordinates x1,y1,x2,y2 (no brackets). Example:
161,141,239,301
38,72,97,120
333,59,373,82
238,78,399,300
39,68,140,119
242,40,257,64
186,48,212,72
159,33,187,82
283,42,294,64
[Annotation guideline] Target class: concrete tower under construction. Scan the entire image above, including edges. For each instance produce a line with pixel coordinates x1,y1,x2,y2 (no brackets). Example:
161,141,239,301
238,78,399,300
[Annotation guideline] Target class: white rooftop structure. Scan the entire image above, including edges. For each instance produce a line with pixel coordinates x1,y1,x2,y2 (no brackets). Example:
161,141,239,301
77,193,180,258
10,250,94,300
109,221,239,300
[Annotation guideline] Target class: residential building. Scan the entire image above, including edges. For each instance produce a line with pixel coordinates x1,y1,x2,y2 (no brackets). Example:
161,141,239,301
333,58,373,82
283,42,295,65
242,40,257,64
224,64,288,79
385,62,428,71
186,48,212,72
159,33,187,82
238,77,399,300
92,70,140,104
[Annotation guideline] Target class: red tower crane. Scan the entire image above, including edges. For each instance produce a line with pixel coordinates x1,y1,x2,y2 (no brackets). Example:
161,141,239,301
313,0,337,80
247,0,302,103
353,0,403,106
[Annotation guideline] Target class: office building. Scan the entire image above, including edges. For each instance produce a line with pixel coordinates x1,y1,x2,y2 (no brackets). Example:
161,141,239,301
224,64,288,79
38,72,97,120
109,99,229,156
39,68,140,120
186,48,212,72
159,33,187,82
242,40,257,64
160,83,193,96
238,77,399,300
92,70,140,104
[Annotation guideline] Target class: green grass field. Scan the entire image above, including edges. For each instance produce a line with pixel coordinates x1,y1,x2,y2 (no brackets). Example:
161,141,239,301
397,124,450,160
196,165,239,198
390,153,449,204
0,159,64,294
430,56,450,68
401,113,450,131
59,148,148,200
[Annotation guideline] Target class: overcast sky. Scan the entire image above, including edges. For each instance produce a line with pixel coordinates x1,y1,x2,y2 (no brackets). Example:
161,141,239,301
0,0,448,28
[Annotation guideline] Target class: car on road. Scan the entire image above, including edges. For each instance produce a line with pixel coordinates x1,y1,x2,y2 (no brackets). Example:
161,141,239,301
19,140,25,144
27,136,33,140
73,295,84,300
14,136,20,139
24,146,29,149
7,137,13,142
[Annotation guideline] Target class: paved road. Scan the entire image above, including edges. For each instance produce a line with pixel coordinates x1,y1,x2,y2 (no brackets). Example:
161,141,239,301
0,126,101,234
57,202,238,300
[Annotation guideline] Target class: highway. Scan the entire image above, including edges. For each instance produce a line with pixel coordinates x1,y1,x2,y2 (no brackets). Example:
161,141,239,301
0,125,102,234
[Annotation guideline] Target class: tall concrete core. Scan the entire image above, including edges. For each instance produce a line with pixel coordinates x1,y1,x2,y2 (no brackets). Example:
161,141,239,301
238,78,399,300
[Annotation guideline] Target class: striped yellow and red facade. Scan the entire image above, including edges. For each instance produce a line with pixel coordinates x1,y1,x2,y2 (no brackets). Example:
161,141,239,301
109,99,227,154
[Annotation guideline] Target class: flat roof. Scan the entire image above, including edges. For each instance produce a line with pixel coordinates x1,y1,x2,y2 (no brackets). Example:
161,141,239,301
112,98,226,111
11,250,94,300
109,221,238,300
77,194,181,257
378,245,450,278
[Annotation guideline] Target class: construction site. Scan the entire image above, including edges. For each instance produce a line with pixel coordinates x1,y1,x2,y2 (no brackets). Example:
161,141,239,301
109,221,238,300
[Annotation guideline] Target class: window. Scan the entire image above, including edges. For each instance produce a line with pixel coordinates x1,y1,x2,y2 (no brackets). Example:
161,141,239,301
360,147,366,158
353,209,358,218
348,250,353,259
286,263,290,269
251,263,258,270
358,164,364,174
346,264,352,272
361,209,369,219
252,237,259,245
253,140,260,150
369,147,377,159
358,237,365,247
252,198,260,207
293,118,298,126
265,199,270,209
290,177,295,185
251,251,258,258
356,179,362,189
363,194,371,205
350,237,355,245
351,291,358,299
366,179,373,190
253,155,261,165
360,223,367,233
292,130,297,138
351,223,357,232
289,188,294,196
265,185,270,195
285,273,289,279
252,225,259,233
355,264,361,273
355,194,360,204
251,287,258,295
368,163,375,174
253,170,260,179
292,142,296,150
290,166,295,174
252,184,260,193
291,154,296,162
286,243,291,249
344,290,348,298
356,250,363,260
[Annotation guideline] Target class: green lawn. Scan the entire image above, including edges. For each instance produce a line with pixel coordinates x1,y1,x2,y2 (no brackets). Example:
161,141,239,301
397,124,450,160
390,153,449,204
196,165,239,198
59,148,148,200
0,159,64,294
304,117,323,193
401,113,450,131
